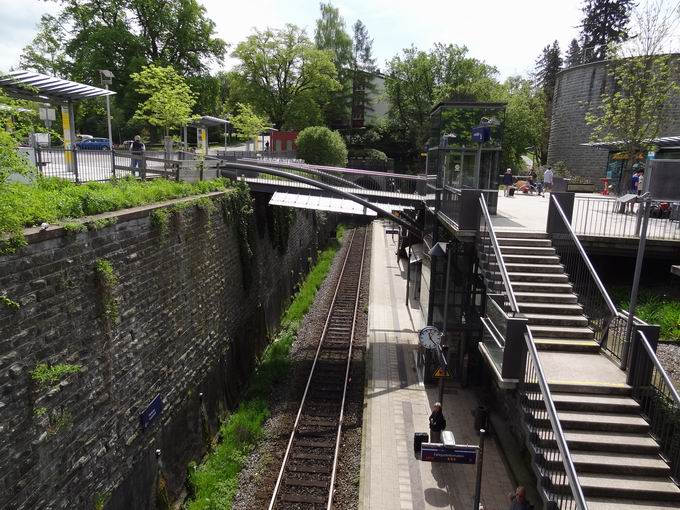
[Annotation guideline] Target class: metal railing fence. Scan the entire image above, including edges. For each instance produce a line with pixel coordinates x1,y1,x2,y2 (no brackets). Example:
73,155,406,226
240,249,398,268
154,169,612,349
477,195,519,316
629,330,680,481
519,329,589,510
573,195,680,241
601,311,647,363
549,196,618,344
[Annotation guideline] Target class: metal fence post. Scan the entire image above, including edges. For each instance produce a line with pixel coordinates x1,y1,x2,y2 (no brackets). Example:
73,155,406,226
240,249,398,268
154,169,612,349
626,324,660,386
502,316,529,380
111,150,116,179
73,149,80,183
141,154,147,180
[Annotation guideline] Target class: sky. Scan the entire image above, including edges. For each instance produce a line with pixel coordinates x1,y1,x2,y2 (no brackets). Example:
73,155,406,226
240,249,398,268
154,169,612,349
0,0,587,80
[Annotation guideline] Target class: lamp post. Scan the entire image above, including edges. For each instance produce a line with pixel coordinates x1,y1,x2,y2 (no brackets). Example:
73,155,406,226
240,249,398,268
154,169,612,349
99,70,114,148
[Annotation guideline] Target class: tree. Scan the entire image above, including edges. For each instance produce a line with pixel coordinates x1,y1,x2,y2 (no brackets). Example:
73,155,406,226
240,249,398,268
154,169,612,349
580,0,635,62
565,38,583,67
352,20,376,72
314,3,353,128
230,103,269,141
19,14,69,77
501,77,546,170
296,126,348,166
131,65,196,135
533,41,562,164
585,0,680,191
231,25,340,130
385,44,500,150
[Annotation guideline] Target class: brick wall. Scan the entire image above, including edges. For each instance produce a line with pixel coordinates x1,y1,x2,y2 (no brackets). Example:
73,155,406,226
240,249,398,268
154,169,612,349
548,57,680,180
0,190,334,510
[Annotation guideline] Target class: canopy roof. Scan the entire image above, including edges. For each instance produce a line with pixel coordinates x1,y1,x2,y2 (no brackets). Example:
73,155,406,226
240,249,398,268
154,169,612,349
190,115,231,127
0,70,116,103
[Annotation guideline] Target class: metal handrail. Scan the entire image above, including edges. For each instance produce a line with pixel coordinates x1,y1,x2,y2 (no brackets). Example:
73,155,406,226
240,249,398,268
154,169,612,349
524,329,589,510
550,195,617,316
638,331,680,405
478,196,519,314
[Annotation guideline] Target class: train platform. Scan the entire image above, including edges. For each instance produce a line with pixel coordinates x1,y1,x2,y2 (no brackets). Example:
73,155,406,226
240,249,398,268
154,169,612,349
359,220,516,510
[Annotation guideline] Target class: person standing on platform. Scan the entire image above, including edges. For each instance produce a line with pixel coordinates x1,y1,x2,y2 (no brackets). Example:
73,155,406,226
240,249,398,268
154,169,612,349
130,135,145,176
503,168,513,196
428,402,446,443
543,166,554,193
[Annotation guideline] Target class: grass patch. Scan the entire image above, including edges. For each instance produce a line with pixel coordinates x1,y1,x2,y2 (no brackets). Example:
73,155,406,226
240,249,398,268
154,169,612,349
31,363,81,388
0,176,231,253
187,234,341,510
614,288,680,342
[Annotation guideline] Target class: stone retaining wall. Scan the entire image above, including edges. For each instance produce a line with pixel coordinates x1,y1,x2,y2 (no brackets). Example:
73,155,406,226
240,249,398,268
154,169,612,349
0,190,334,509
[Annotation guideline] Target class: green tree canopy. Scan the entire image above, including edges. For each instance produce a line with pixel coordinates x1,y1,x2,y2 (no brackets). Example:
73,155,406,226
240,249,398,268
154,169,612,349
580,0,635,61
385,44,500,149
231,103,270,141
231,24,340,130
533,41,562,164
296,126,348,166
131,65,196,135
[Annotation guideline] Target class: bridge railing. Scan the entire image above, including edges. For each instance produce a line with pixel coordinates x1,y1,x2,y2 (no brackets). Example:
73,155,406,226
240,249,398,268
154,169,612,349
222,157,428,197
572,195,680,241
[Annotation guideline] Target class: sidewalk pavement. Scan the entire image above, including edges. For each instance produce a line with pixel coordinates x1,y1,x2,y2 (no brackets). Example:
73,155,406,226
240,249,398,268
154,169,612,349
359,220,516,510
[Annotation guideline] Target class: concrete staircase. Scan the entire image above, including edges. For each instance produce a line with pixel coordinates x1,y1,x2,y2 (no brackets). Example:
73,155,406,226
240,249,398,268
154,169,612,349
485,230,680,509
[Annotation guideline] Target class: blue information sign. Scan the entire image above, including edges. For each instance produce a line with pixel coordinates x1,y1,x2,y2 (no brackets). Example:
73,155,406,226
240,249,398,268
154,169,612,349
472,126,490,143
421,443,478,464
140,395,163,431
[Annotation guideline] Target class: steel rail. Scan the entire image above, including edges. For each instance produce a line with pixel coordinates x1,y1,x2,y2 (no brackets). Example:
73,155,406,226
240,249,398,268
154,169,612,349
550,195,617,316
478,195,519,314
237,158,365,190
524,329,589,510
326,228,367,510
267,228,364,510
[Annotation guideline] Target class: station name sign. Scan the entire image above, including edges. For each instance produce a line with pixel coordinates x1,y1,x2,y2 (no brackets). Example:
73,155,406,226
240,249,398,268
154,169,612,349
140,394,163,431
420,443,478,464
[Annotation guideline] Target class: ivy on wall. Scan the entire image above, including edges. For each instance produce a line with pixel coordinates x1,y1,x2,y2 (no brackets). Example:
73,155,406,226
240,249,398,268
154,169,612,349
94,259,119,326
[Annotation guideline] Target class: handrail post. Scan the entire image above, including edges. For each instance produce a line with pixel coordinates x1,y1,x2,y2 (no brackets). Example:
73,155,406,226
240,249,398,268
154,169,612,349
626,324,660,386
501,315,528,379
547,192,574,234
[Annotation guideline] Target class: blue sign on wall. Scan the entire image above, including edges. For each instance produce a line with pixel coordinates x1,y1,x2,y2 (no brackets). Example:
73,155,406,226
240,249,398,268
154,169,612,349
472,126,490,143
421,443,477,464
140,395,163,431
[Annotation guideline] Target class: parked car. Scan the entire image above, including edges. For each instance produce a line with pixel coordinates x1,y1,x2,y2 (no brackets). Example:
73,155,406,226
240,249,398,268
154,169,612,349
74,137,111,150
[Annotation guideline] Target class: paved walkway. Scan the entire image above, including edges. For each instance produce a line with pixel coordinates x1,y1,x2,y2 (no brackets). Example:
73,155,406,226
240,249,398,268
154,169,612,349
359,220,515,510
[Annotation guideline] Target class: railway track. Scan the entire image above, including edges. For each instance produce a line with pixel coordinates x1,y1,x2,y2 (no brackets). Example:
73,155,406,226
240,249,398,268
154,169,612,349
268,227,368,510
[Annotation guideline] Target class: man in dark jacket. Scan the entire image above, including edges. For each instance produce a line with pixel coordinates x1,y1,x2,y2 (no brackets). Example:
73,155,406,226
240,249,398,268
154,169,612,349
130,135,145,176
429,402,446,443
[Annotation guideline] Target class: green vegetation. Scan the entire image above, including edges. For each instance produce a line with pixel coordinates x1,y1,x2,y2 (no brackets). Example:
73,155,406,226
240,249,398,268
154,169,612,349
619,294,680,342
0,177,232,254
187,232,341,510
94,259,119,324
0,295,20,311
230,103,270,141
31,363,82,388
296,126,348,167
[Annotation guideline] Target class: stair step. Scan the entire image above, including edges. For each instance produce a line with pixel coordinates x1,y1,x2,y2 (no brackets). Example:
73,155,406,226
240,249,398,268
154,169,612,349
524,313,590,327
544,429,659,454
587,497,680,509
495,230,549,239
529,325,594,339
556,473,680,502
497,237,553,247
514,291,579,304
554,411,650,433
508,271,569,283
533,338,600,352
502,254,561,264
512,281,573,293
548,381,632,396
551,393,640,413
518,302,584,314
565,451,671,476
492,263,564,274
500,245,557,255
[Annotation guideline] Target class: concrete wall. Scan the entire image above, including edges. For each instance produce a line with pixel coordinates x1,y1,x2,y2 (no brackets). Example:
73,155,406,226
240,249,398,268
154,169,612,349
0,191,334,510
548,57,680,180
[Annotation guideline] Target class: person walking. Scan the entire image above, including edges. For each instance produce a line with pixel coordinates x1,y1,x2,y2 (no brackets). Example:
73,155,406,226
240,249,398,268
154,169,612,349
428,402,446,443
543,166,554,194
503,168,513,196
130,135,145,176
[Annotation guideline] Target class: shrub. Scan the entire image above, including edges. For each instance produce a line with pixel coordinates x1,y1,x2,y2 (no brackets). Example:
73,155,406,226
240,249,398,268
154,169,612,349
296,126,348,167
348,148,388,161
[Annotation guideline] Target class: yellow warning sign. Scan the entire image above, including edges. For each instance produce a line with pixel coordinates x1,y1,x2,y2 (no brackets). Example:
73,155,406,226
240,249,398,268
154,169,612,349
433,367,449,378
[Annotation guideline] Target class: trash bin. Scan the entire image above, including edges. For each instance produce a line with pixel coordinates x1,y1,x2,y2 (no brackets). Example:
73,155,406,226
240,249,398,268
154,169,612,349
474,406,489,434
413,432,429,453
